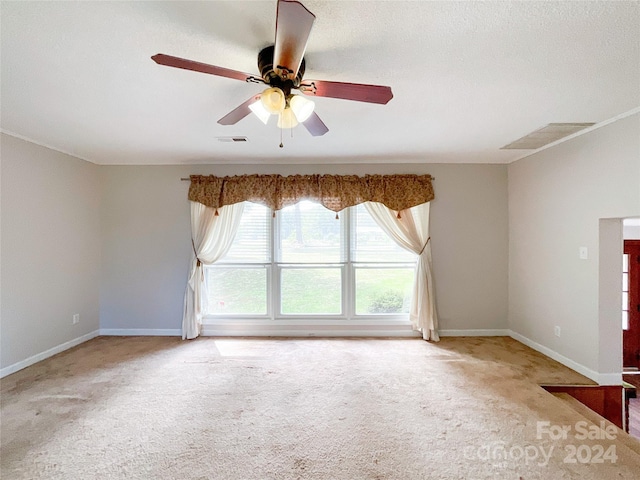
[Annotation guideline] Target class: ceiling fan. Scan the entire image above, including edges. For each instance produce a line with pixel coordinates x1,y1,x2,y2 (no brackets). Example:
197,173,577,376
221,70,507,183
151,0,393,137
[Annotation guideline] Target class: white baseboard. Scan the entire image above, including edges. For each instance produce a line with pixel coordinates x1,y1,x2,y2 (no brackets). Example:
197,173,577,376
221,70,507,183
0,330,100,378
99,328,181,336
439,329,511,337
508,330,612,384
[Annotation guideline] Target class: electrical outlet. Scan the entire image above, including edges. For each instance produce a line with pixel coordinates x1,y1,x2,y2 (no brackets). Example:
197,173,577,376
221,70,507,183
72,314,80,325
579,247,588,260
554,326,561,337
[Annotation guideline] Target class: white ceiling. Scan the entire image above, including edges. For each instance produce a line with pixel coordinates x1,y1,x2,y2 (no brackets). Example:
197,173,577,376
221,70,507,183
1,1,638,165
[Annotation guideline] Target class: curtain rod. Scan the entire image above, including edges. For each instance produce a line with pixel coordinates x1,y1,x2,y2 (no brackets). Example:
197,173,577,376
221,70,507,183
180,176,435,181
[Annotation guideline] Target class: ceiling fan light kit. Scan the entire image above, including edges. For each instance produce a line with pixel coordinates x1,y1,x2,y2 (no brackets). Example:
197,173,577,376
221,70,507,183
151,0,393,138
289,95,315,122
277,106,299,129
260,87,287,115
248,101,271,125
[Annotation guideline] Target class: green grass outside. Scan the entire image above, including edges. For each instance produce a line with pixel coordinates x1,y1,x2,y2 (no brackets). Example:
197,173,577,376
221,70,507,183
207,268,267,314
207,266,413,316
355,268,413,314
281,268,341,314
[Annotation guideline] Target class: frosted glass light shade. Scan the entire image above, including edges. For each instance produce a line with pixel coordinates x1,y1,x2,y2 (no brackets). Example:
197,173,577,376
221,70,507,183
260,87,286,114
249,101,270,124
289,95,315,122
277,107,299,129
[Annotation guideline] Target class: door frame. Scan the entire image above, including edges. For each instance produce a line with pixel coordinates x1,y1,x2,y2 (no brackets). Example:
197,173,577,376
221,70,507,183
623,240,640,369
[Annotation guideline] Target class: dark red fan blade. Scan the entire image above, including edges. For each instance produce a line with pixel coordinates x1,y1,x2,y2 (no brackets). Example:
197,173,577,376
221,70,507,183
152,54,255,82
299,80,393,105
273,0,315,80
302,112,329,136
218,95,261,125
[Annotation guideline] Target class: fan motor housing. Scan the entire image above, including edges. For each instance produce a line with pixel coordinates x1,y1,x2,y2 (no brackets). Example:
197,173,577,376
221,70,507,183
258,45,305,92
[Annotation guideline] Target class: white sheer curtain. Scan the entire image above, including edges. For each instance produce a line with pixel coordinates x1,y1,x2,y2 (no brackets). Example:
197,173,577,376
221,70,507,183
182,201,245,339
364,201,439,341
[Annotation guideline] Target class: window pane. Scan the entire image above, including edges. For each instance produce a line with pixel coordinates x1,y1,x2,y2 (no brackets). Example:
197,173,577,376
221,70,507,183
622,310,629,331
353,204,416,263
279,201,342,263
622,291,629,310
623,254,629,273
220,202,270,263
355,268,413,314
206,267,267,314
622,273,629,292
281,268,341,314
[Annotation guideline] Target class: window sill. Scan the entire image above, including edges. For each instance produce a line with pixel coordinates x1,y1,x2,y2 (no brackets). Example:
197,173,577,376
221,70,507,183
201,318,418,338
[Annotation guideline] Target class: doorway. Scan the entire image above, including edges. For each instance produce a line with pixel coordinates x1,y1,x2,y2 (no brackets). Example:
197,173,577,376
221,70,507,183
623,240,640,370
621,219,640,439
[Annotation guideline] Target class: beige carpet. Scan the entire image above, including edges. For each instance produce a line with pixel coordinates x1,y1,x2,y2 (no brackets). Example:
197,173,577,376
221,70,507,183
2,336,640,479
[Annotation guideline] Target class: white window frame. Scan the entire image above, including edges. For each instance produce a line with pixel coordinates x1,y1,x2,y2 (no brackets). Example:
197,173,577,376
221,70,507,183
202,202,418,336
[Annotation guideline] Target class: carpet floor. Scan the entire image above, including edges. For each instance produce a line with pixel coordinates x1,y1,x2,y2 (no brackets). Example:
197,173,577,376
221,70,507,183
2,336,640,479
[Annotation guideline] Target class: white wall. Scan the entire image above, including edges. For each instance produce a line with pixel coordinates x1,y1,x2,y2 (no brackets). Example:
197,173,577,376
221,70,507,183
99,163,509,333
508,114,640,378
1,134,101,370
623,219,640,239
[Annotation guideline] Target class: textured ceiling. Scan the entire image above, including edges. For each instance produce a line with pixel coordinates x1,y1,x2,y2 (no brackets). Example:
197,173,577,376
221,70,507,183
1,1,639,165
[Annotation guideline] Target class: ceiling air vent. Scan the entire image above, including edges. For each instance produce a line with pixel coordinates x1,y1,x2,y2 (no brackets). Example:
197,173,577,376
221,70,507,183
217,136,248,143
501,123,595,150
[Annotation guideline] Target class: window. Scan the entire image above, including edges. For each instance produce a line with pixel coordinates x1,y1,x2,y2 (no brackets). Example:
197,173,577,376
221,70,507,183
206,202,270,315
352,204,415,315
205,201,416,321
623,253,629,330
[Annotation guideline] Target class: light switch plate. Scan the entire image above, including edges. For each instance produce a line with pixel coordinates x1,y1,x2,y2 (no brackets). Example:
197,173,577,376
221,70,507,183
579,247,588,260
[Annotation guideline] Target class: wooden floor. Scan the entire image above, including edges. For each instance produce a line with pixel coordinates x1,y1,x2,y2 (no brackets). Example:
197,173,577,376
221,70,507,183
625,374,640,389
624,374,640,439
630,398,640,439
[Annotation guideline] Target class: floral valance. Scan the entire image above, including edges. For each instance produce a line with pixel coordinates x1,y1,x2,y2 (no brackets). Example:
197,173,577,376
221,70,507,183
188,174,434,213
